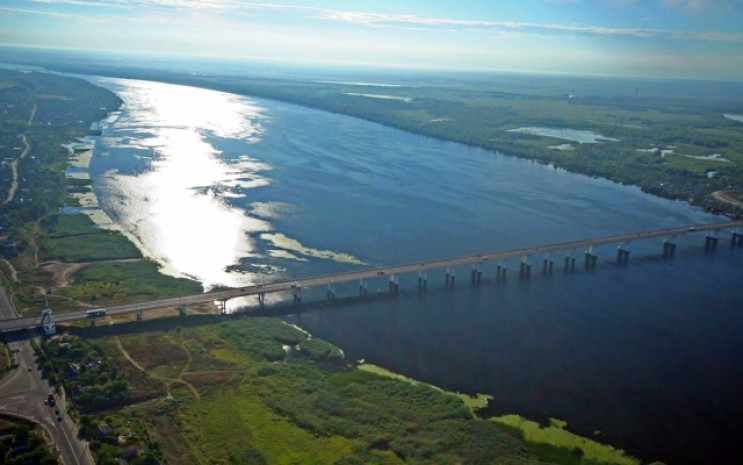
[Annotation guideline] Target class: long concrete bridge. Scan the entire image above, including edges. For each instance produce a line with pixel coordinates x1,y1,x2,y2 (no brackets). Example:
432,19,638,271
1,220,741,333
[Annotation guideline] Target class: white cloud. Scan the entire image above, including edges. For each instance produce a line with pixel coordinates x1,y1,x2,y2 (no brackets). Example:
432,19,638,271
663,0,743,10
9,1,743,44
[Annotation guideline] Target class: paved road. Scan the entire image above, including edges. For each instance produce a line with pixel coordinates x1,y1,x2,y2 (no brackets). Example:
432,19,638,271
1,219,740,334
0,285,93,465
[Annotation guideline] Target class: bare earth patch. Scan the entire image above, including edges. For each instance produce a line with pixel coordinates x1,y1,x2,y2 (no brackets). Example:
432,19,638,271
38,261,88,288
712,190,743,208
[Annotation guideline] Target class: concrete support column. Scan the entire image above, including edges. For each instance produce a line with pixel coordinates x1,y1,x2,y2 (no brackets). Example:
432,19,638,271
616,247,630,264
418,272,427,292
564,254,576,272
179,304,187,316
389,275,399,296
705,235,719,251
327,285,335,301
496,263,506,281
519,258,531,279
542,258,553,275
445,267,455,288
359,279,368,298
584,252,598,270
731,232,743,247
137,310,143,322
471,264,482,285
293,293,301,306
663,240,677,258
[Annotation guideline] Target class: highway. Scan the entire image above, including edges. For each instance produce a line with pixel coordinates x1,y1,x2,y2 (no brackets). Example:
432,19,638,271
0,219,741,333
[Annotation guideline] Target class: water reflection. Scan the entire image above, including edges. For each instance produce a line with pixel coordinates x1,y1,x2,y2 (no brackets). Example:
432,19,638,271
91,78,347,293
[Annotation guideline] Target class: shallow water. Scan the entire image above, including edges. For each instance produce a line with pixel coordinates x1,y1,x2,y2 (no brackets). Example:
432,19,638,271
86,77,743,464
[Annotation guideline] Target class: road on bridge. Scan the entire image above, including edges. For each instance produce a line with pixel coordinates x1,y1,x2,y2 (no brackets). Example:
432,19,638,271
0,219,741,333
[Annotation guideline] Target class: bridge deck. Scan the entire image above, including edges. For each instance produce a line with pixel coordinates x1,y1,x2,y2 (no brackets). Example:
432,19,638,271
1,220,741,332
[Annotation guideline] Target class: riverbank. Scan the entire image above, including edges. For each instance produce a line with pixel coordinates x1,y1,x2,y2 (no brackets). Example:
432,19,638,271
63,138,187,281
40,64,743,216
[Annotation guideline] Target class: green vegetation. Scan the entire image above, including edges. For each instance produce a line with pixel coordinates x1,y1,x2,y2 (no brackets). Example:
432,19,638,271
58,259,202,307
0,59,687,465
0,417,58,464
0,343,13,376
0,69,204,314
42,214,142,263
73,316,544,465
30,60,743,216
37,335,167,465
359,363,493,411
36,315,645,465
493,415,640,465
40,334,131,411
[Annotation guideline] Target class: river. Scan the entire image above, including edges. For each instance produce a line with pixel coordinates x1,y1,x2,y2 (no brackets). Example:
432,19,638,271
83,76,743,465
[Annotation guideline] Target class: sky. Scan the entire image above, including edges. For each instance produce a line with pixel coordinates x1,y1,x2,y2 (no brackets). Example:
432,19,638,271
1,0,742,80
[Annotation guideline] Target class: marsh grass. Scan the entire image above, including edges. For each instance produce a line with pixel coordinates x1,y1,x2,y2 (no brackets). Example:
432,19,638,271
493,414,640,465
42,214,142,263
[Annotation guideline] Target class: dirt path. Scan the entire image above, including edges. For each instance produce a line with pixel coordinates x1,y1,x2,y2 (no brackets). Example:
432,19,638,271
1,259,19,283
27,104,36,127
4,134,28,203
112,332,201,401
38,258,143,288
712,190,743,209
38,261,88,288
5,105,35,204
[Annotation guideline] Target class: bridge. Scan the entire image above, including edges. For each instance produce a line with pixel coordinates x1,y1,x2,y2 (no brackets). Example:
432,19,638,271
1,220,741,333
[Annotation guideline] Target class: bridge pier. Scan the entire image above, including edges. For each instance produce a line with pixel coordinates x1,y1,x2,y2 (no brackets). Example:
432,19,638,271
616,244,630,265
417,272,427,292
389,275,399,296
137,310,143,322
258,293,266,308
293,293,302,306
519,257,531,279
471,264,482,285
542,258,553,275
496,263,506,281
564,254,576,272
705,234,718,251
584,252,598,270
359,279,368,298
445,267,455,288
327,285,335,301
663,240,676,258
731,231,743,247
179,304,187,316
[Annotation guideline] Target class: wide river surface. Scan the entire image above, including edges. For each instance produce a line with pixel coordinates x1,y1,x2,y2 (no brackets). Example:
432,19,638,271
83,77,742,465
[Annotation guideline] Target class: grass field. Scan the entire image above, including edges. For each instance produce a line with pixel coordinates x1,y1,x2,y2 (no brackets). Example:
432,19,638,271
58,259,202,306
42,214,142,263
79,316,547,465
493,414,640,465
41,314,645,465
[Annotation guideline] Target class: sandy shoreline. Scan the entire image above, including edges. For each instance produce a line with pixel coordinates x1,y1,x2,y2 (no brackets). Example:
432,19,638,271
64,142,187,280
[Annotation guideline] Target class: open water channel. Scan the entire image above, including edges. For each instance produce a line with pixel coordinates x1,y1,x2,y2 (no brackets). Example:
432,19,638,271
80,77,743,464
